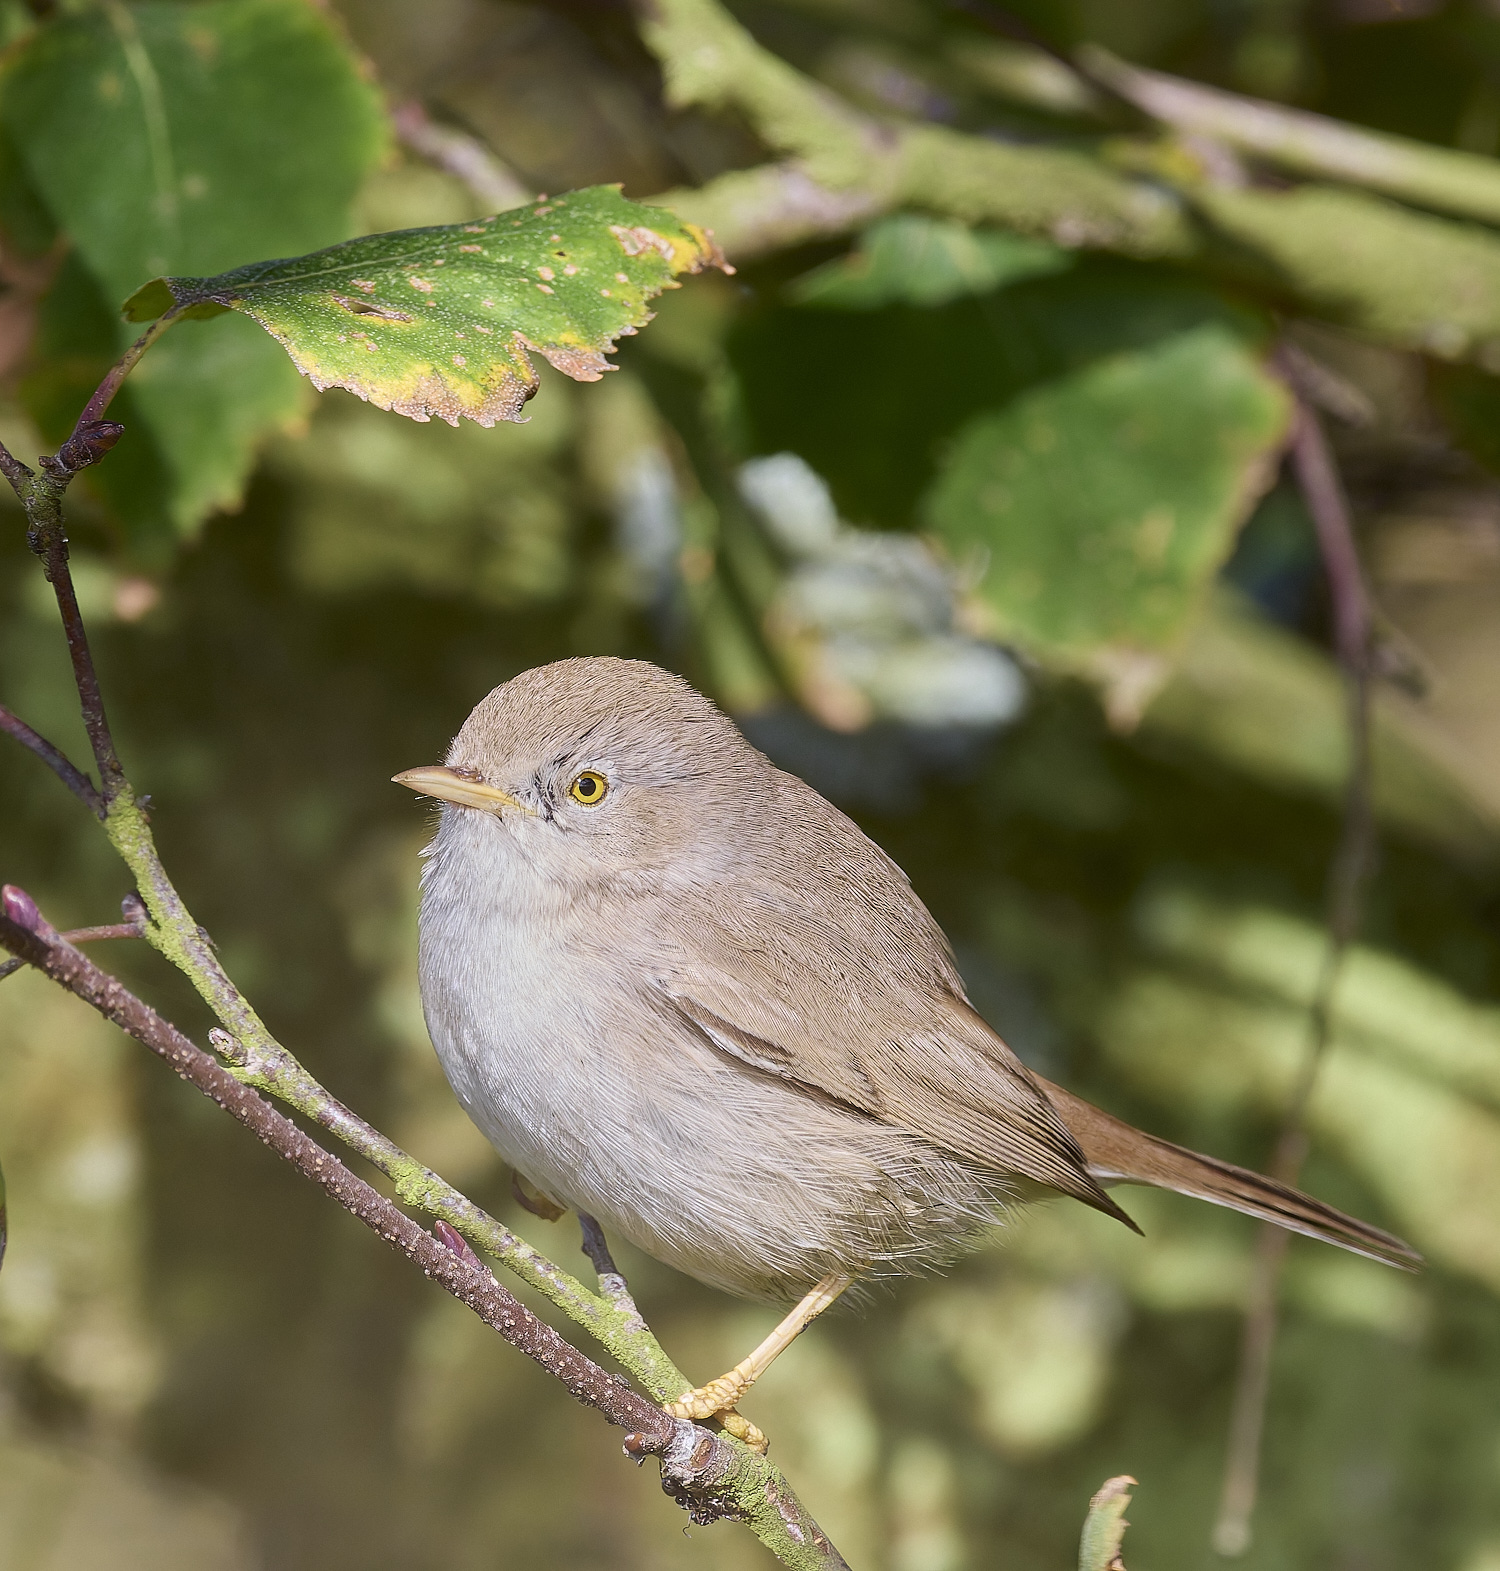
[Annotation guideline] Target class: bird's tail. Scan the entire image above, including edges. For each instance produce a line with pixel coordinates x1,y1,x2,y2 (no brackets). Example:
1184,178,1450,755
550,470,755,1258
1039,1079,1422,1272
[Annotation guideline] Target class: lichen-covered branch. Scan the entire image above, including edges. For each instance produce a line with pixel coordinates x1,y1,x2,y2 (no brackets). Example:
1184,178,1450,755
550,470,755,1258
0,898,850,1570
203,1009,689,1403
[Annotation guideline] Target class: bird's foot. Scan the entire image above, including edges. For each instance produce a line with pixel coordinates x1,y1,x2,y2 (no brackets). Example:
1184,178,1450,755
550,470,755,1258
510,1170,566,1221
666,1375,768,1453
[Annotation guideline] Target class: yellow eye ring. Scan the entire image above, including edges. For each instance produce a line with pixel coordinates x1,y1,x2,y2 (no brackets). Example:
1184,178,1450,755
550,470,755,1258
568,770,608,806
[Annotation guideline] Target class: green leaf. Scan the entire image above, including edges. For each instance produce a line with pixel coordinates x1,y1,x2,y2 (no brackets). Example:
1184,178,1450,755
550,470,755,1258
1,0,388,550
124,187,727,428
1078,1475,1135,1571
790,214,1072,309
730,260,1264,532
923,324,1290,662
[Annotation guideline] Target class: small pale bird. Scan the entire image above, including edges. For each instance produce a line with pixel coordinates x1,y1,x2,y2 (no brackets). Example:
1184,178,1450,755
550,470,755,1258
397,657,1418,1448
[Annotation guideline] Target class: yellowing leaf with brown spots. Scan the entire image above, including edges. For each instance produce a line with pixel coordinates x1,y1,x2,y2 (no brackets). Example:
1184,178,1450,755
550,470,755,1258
123,186,727,426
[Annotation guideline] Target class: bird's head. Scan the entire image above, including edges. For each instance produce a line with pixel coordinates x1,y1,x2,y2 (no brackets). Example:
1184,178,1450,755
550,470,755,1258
395,657,769,890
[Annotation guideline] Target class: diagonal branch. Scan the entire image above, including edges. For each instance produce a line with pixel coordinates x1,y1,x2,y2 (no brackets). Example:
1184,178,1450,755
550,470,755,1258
390,100,533,213
201,1016,687,1400
0,895,850,1570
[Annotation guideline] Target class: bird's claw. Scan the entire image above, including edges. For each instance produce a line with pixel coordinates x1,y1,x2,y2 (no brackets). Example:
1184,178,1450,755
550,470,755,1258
666,1377,768,1452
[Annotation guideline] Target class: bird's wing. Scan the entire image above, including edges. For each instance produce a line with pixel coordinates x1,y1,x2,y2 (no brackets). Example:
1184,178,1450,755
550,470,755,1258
645,868,1127,1221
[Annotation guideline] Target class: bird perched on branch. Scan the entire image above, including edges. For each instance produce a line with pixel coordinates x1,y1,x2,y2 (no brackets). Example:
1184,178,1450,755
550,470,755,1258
397,657,1418,1450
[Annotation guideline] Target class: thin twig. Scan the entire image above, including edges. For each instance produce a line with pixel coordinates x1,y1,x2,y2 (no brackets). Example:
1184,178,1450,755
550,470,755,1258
0,700,103,815
73,310,183,431
390,100,533,213
28,504,125,802
58,921,146,944
0,898,850,1567
0,918,146,984
0,436,32,492
1212,388,1376,1558
0,310,184,806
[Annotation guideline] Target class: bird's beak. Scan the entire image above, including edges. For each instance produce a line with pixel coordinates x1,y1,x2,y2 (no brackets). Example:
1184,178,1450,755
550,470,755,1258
392,765,533,815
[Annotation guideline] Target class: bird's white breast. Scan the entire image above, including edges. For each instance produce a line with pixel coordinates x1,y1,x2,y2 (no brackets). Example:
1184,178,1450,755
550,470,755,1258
415,802,1000,1300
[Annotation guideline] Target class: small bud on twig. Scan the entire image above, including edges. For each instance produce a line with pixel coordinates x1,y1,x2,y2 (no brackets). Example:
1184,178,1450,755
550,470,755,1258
208,1027,250,1067
2,885,40,931
39,420,127,480
434,1219,489,1274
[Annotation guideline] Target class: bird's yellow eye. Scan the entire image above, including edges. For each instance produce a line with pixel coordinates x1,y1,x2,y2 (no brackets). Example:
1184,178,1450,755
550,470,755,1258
568,770,608,806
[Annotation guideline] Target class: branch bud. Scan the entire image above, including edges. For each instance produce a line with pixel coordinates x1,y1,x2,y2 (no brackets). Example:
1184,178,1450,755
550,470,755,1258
434,1219,488,1273
207,1027,250,1067
41,420,127,480
2,885,41,932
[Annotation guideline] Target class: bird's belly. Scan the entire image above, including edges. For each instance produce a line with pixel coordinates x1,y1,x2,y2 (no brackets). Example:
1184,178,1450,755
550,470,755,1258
418,901,999,1301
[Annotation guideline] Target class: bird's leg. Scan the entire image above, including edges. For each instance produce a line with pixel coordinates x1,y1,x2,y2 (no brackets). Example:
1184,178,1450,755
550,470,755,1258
666,1273,851,1451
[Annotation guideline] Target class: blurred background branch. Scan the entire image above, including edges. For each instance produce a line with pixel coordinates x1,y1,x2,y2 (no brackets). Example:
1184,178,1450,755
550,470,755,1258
1213,380,1378,1556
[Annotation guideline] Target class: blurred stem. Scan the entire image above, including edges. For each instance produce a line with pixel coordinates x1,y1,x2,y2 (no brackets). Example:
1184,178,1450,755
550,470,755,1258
1079,1475,1137,1571
1212,386,1376,1558
1079,44,1500,228
390,100,533,213
641,0,1500,374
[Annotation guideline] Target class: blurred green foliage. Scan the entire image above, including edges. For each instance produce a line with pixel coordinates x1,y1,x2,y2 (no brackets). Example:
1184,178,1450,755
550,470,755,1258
4,1,1500,1569
4,0,387,554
